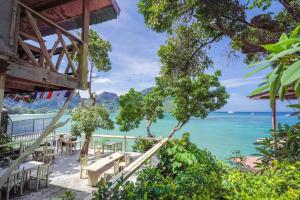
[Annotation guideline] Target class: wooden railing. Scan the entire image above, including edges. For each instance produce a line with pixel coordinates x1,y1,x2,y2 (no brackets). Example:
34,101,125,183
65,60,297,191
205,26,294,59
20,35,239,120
17,2,84,82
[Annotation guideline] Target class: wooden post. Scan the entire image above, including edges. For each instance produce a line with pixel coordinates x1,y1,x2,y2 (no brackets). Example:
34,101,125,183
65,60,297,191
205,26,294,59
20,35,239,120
78,0,89,90
0,75,6,126
272,100,276,131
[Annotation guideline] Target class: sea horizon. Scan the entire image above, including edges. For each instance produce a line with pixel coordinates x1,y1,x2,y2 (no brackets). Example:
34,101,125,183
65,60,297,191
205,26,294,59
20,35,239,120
9,112,298,160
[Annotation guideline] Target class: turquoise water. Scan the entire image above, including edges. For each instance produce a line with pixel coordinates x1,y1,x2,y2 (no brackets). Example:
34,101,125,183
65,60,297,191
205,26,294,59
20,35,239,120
10,112,298,160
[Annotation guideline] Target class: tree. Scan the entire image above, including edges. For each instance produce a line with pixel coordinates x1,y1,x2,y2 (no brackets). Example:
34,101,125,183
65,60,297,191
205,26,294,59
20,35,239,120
86,29,112,105
71,105,114,157
71,29,113,157
138,0,299,62
157,25,229,138
117,23,228,139
116,87,164,137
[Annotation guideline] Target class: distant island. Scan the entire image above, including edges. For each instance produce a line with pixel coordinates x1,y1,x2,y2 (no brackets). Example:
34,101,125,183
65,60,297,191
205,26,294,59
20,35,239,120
3,88,175,114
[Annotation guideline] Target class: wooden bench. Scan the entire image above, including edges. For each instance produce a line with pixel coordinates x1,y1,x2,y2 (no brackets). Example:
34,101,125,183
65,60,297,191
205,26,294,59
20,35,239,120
86,152,124,186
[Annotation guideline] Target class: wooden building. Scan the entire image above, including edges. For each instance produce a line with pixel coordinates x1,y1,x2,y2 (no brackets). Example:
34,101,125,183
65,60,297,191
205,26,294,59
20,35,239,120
0,0,120,94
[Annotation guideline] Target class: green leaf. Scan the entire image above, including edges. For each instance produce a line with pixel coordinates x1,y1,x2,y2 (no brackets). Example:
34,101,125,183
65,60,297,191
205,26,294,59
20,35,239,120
287,104,300,109
269,46,300,61
290,25,300,38
247,60,269,68
250,84,270,96
279,33,288,42
262,43,285,53
281,60,300,86
244,64,270,78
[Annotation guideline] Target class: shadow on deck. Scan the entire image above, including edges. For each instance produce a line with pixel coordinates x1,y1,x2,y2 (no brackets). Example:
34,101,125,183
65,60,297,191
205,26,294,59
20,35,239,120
11,150,141,200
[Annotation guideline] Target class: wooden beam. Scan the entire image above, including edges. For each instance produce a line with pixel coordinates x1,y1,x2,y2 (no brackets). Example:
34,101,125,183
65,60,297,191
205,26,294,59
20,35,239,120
49,38,61,58
0,75,6,125
18,2,83,43
64,48,77,75
19,31,39,43
57,31,77,76
55,51,65,71
25,10,56,72
6,61,80,89
18,36,39,66
78,0,90,90
6,80,35,92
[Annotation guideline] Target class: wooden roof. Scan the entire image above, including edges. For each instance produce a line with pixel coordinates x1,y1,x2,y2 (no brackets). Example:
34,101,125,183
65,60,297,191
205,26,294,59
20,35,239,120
249,88,297,100
20,0,120,36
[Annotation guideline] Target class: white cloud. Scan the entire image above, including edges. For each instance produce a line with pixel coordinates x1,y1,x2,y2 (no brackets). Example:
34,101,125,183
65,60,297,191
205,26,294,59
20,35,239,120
93,78,112,84
221,76,264,89
113,54,161,77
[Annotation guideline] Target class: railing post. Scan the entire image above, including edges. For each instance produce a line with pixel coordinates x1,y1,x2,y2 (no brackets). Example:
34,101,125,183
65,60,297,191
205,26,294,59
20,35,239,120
78,0,89,90
0,75,6,129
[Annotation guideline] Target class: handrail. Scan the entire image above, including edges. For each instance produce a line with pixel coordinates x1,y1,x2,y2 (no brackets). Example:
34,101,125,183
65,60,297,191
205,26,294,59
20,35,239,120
0,132,69,148
109,138,169,190
18,1,83,44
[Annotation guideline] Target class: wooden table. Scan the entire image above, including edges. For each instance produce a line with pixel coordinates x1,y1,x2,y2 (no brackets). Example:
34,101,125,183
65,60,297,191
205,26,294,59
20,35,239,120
86,152,124,186
33,146,56,161
102,142,116,153
0,161,44,176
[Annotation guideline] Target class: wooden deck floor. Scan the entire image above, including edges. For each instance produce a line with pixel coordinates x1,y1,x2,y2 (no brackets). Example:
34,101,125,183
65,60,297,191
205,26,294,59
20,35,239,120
10,150,142,200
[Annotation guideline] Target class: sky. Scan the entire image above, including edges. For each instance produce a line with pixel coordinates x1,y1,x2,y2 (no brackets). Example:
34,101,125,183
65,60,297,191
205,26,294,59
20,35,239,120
76,0,295,112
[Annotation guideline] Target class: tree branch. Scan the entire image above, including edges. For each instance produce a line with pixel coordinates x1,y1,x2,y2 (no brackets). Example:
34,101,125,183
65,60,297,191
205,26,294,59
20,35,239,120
278,0,300,21
146,120,154,138
168,121,186,138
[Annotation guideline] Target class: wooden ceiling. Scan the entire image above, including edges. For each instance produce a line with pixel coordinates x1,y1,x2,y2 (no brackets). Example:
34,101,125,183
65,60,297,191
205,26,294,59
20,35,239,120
20,0,120,36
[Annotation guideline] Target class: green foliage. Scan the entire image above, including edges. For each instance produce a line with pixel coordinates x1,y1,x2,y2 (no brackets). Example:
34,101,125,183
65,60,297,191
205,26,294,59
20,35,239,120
246,25,300,106
255,121,300,165
138,0,299,61
96,133,227,200
60,191,75,200
116,87,164,137
94,134,300,200
132,138,158,152
116,89,145,132
87,29,112,72
71,105,114,137
224,161,300,199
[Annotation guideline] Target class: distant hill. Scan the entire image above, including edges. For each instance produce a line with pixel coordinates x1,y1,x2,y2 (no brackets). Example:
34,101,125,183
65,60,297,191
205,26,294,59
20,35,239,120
96,92,119,111
3,88,175,114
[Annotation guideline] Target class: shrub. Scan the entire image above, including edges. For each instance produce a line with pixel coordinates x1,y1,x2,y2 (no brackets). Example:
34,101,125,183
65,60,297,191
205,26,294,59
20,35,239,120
223,161,300,200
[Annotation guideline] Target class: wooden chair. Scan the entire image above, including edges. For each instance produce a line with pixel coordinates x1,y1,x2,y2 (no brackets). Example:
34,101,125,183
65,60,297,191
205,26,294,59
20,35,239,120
94,147,102,160
42,146,54,164
80,156,88,179
29,164,50,191
104,160,119,181
119,155,130,169
0,170,23,200
22,167,32,190
58,140,67,154
115,142,123,152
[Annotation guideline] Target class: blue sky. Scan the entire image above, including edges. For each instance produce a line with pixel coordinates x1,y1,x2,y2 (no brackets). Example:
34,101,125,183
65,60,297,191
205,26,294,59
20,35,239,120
78,0,294,112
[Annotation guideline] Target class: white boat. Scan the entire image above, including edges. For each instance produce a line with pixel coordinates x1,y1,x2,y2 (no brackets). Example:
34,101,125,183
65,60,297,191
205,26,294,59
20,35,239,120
228,111,234,114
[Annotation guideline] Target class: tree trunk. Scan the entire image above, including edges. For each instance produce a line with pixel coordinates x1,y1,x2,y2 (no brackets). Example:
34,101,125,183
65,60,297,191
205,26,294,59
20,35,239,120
146,121,154,138
168,122,186,138
80,133,91,157
88,62,96,106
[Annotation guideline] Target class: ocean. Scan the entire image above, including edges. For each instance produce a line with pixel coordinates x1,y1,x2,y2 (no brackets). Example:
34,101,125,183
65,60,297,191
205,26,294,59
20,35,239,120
9,112,298,160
